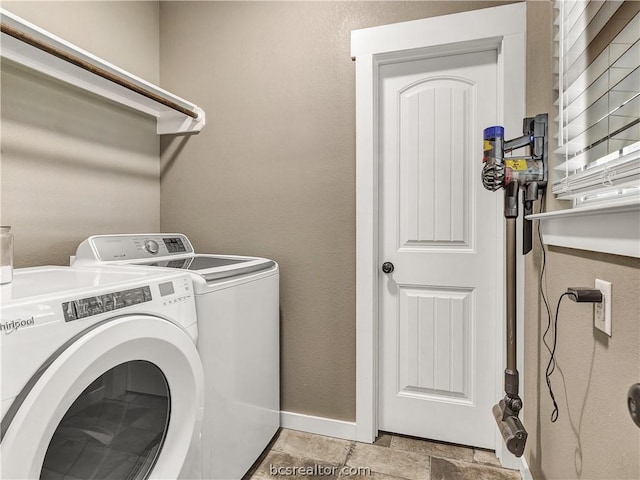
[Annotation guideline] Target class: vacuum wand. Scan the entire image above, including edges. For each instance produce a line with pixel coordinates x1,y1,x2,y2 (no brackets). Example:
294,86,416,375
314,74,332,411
492,217,527,457
481,114,548,457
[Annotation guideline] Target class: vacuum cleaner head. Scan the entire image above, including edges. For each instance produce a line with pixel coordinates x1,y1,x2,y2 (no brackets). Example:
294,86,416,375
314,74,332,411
492,399,527,457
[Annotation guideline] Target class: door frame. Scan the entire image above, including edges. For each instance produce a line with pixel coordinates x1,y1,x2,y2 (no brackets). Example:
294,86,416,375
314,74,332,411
351,2,526,468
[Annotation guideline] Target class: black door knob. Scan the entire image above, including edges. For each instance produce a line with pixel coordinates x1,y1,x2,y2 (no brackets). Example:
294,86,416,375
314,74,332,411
629,383,640,428
381,262,394,274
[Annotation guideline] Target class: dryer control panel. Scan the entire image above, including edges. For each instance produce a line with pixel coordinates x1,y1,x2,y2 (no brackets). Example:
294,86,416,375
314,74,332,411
62,275,193,322
63,286,152,321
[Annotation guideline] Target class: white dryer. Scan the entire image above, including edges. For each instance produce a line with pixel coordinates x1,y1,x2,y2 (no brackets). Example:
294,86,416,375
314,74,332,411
0,266,204,480
73,234,280,480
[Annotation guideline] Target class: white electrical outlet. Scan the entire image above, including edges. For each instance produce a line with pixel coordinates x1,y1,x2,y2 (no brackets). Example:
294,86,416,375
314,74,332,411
594,279,612,336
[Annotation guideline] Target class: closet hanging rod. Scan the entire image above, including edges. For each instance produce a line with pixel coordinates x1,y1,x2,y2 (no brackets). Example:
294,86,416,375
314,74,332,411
1,22,199,120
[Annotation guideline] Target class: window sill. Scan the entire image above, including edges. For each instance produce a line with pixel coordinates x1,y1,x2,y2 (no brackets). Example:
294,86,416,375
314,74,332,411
526,198,640,258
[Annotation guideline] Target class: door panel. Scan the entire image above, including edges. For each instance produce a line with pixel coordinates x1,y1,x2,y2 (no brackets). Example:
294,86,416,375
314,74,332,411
398,286,472,399
399,78,473,247
379,49,498,449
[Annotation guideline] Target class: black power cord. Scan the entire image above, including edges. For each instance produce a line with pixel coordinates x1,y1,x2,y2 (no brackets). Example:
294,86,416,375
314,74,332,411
537,204,604,422
536,193,559,421
545,292,575,422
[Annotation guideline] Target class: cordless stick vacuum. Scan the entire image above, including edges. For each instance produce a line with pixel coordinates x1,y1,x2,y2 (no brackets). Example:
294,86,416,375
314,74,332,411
481,114,548,457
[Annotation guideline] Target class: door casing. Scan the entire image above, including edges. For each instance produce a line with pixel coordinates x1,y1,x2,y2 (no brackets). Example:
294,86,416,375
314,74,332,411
351,2,527,469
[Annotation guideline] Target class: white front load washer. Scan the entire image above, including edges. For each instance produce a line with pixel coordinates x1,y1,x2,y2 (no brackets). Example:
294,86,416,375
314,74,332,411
0,266,204,480
73,234,279,480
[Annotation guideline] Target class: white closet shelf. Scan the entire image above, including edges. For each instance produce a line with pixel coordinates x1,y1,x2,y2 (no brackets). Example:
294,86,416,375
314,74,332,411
0,8,205,135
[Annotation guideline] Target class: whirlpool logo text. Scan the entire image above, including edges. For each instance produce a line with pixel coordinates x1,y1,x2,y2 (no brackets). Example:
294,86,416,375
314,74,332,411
0,317,35,334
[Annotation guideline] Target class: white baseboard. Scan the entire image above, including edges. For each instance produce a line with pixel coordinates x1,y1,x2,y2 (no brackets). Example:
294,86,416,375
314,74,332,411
519,455,533,480
280,411,357,441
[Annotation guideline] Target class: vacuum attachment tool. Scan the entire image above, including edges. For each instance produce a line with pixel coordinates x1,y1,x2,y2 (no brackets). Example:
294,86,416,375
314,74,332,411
492,368,527,457
493,399,527,458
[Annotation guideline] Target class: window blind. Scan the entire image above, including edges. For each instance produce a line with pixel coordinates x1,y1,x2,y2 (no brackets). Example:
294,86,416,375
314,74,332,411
553,0,640,205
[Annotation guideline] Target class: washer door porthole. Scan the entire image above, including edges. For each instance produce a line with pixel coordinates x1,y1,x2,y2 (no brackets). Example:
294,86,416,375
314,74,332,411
40,361,170,480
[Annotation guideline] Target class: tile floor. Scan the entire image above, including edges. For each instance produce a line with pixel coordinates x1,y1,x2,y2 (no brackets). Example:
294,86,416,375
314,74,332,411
245,429,522,480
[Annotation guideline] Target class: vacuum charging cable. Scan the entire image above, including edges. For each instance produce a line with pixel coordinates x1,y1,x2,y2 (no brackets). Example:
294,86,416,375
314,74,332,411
545,287,603,422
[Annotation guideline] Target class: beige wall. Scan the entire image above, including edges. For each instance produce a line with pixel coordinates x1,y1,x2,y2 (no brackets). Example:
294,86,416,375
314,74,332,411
3,2,637,477
0,1,160,267
524,2,640,479
159,1,515,422
524,247,640,479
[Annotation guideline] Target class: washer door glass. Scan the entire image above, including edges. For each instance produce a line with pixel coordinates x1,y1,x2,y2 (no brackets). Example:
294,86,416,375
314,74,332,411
40,360,170,480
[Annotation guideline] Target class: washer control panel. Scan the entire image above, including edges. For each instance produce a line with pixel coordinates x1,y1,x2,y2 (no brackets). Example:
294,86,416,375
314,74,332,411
80,234,194,262
163,237,187,253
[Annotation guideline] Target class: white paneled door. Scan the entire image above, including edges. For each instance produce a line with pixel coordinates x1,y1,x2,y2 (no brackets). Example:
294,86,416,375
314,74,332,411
378,50,500,449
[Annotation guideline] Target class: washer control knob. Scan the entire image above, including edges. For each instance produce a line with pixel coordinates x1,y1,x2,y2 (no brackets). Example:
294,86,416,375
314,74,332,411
144,239,160,255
